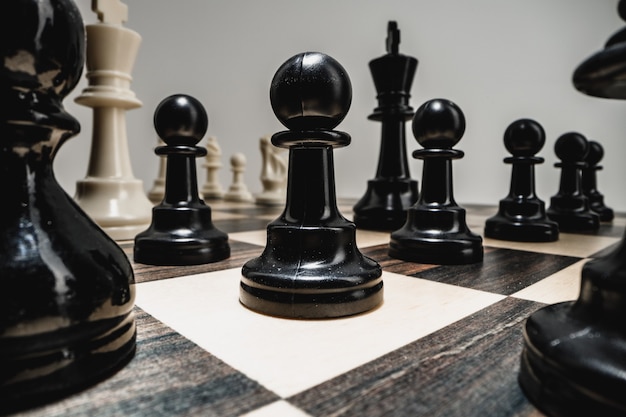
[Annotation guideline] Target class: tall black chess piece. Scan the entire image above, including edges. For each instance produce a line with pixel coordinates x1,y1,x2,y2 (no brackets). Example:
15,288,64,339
134,94,230,266
0,0,135,412
484,119,559,242
353,21,419,230
519,1,626,415
389,98,483,265
546,132,600,232
241,52,383,319
582,140,614,222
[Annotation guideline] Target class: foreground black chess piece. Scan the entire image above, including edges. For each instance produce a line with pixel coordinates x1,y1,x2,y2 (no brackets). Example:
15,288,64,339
546,132,600,232
241,52,383,319
582,140,614,222
519,1,626,415
484,119,559,242
389,99,483,264
353,21,419,230
0,0,135,412
134,94,230,265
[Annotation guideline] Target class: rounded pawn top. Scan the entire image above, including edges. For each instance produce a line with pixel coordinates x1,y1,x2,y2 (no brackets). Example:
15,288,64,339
554,132,588,163
270,51,352,131
154,94,208,146
412,98,465,149
503,119,545,157
585,140,604,166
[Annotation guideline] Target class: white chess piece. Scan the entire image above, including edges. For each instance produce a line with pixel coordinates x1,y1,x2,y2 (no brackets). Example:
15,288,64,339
147,138,166,204
224,153,254,202
201,136,225,200
74,0,152,240
255,134,287,206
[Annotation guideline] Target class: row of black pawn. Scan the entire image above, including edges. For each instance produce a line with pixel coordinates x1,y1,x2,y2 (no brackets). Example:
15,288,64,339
134,94,614,268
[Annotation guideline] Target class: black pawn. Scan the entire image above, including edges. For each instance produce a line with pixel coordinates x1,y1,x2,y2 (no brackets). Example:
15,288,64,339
134,94,230,265
546,132,600,232
389,99,483,264
519,2,626,414
240,52,383,319
353,21,419,230
484,119,559,242
582,140,614,222
1,0,135,412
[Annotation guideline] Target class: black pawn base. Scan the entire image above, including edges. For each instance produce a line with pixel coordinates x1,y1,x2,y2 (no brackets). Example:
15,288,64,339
2,319,136,414
547,202,599,232
134,206,230,266
389,206,483,264
485,200,559,242
353,179,418,231
589,198,615,222
519,302,626,417
241,223,383,319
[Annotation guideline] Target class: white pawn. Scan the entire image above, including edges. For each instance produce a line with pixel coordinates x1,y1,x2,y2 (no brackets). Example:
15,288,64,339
224,153,254,202
201,136,225,200
255,134,287,206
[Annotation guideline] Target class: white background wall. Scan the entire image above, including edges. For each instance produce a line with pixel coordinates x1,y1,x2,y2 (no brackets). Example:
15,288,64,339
59,0,626,212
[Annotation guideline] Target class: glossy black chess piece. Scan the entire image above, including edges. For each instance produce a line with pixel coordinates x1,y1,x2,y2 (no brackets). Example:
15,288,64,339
353,21,419,231
134,94,230,265
241,52,383,319
582,140,614,222
546,132,600,232
484,119,559,242
389,98,483,265
519,1,626,415
0,0,135,412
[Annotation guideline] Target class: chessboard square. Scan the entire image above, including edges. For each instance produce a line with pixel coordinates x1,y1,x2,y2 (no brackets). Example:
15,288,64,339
229,229,389,251
134,268,504,398
214,217,272,233
483,232,620,258
241,400,313,417
512,258,587,304
406,247,581,295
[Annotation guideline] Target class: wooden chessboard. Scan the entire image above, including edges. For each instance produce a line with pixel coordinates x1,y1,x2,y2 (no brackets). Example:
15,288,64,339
14,199,624,417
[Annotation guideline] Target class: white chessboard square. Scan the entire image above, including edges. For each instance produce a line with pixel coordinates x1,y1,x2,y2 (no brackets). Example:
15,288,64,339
512,258,587,304
229,229,390,250
134,268,504,398
483,233,620,258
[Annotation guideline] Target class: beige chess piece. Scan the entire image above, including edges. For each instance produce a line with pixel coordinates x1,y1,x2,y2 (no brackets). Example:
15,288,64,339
74,0,152,240
255,135,287,206
201,136,225,200
147,138,166,204
224,153,254,202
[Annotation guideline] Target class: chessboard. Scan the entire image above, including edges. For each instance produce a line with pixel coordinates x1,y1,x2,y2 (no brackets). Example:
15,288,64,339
11,199,624,417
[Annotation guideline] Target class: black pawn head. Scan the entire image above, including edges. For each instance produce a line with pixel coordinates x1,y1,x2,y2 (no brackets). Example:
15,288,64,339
270,51,352,131
554,132,589,163
503,119,545,157
412,98,465,149
154,94,208,146
585,140,604,166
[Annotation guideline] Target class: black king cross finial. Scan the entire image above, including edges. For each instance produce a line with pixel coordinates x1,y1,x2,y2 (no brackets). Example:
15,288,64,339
386,21,399,54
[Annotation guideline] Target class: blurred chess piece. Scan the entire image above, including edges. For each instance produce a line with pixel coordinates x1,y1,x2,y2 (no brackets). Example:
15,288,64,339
224,153,254,202
201,136,225,200
255,134,287,206
0,0,135,411
148,138,166,204
74,0,152,240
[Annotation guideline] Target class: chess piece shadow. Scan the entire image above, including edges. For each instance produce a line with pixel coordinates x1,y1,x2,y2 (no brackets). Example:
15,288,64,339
389,98,483,265
484,118,559,242
134,94,230,266
241,52,383,319
0,0,135,412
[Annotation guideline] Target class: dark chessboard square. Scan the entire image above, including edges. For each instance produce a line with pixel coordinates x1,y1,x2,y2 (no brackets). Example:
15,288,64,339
398,247,581,295
288,297,543,417
20,308,279,417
